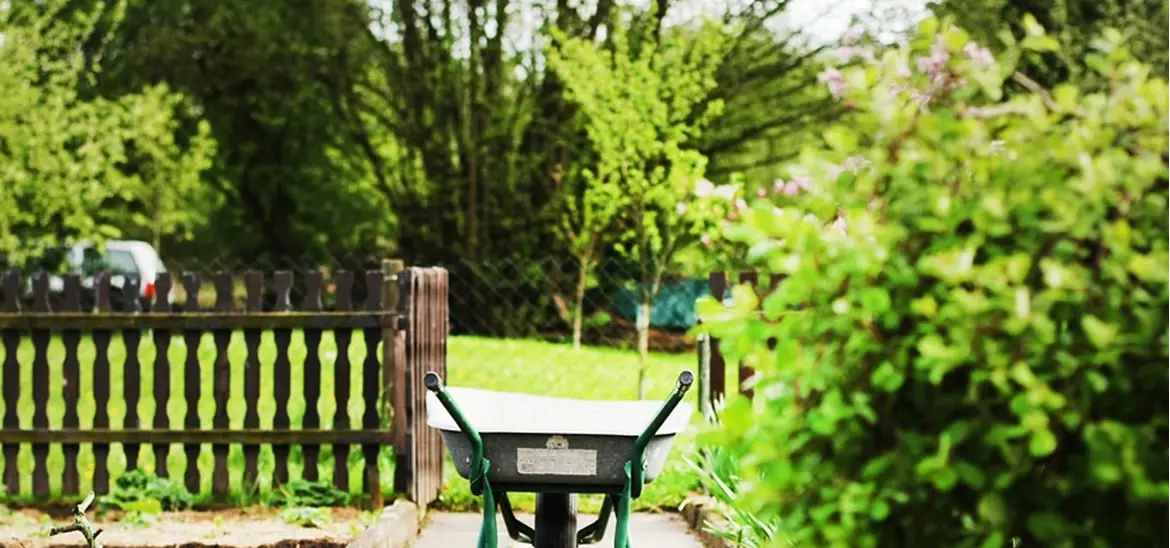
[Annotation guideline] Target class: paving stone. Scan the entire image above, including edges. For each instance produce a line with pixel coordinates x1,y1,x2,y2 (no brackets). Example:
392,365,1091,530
410,512,702,548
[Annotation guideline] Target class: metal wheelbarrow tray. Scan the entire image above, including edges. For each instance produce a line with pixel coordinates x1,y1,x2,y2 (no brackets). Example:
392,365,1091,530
424,370,694,548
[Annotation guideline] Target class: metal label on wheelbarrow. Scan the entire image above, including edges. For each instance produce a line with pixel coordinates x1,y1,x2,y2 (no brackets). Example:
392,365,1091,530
516,435,598,476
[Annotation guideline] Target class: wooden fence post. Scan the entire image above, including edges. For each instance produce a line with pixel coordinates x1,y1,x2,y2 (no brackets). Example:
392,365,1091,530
381,259,405,435
706,272,728,407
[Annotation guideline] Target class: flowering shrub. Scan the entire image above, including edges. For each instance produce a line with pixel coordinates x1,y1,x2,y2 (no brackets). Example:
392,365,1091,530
696,16,1168,547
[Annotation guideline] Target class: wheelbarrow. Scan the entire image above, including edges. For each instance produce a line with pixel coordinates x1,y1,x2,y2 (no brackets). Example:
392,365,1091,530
423,370,694,548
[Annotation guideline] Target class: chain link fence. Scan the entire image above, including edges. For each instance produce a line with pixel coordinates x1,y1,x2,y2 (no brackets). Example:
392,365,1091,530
3,249,709,355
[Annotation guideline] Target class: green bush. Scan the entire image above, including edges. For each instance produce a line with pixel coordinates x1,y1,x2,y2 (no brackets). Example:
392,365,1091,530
101,469,195,513
265,479,355,508
696,17,1168,548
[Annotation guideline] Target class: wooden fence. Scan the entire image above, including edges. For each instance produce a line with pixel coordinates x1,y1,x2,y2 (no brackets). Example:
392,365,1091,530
701,270,785,407
0,262,447,508
392,267,447,505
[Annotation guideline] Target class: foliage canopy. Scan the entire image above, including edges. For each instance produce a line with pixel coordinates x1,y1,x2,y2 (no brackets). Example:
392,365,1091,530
698,16,1168,547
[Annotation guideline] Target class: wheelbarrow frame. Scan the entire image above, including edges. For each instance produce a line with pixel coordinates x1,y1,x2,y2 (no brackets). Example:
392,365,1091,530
423,370,694,548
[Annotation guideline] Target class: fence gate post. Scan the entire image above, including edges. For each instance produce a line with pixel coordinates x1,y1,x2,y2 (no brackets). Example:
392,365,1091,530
392,267,448,506
383,259,405,441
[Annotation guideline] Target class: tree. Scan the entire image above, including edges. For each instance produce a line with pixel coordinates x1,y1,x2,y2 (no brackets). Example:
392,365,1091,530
930,0,1169,88
81,0,393,263
0,0,213,263
112,86,217,254
553,141,625,350
551,17,727,396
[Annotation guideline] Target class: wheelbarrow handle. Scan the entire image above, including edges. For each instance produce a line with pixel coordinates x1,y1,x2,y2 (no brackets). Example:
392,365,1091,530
628,369,694,498
423,371,488,495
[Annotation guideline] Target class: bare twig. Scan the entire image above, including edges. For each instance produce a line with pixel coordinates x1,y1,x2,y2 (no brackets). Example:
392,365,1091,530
1011,71,1058,111
49,492,102,548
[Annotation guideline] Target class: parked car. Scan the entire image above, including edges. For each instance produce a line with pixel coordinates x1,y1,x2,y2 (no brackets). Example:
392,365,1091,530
22,240,172,310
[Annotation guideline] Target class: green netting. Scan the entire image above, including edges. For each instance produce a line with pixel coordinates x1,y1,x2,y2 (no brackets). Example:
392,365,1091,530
613,278,712,329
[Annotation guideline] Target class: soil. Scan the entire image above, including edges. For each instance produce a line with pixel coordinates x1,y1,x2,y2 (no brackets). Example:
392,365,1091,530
0,507,370,548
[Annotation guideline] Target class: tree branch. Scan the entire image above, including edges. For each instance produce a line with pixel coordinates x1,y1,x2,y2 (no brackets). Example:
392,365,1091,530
50,492,102,548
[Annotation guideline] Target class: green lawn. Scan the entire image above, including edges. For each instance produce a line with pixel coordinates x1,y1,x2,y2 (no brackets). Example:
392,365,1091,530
0,332,706,511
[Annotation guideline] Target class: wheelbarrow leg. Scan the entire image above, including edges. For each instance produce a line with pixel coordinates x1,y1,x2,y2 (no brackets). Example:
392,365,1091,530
613,462,633,548
425,372,499,548
499,492,535,544
576,495,614,545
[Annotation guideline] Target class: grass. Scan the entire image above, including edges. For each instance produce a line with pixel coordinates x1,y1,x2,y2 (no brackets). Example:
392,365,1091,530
0,332,710,513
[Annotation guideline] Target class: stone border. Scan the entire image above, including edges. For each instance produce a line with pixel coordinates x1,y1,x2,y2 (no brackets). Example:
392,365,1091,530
347,500,421,548
681,494,732,548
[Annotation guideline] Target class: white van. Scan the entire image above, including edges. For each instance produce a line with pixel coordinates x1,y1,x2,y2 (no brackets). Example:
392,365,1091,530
38,240,173,308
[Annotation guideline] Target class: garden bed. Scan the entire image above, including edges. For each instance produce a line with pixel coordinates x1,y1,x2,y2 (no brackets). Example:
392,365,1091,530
0,506,369,548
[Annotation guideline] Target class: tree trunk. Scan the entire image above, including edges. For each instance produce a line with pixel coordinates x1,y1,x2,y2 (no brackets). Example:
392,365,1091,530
572,249,594,351
636,299,651,399
152,187,163,253
572,264,589,351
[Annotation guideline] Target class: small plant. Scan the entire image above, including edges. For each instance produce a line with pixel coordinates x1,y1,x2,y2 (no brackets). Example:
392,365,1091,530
279,506,332,529
266,479,355,508
118,498,164,528
101,469,194,513
687,436,783,547
203,515,228,539
0,507,36,527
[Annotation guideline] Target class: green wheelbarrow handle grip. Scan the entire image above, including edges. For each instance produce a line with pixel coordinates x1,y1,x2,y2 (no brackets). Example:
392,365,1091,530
424,371,489,496
628,370,694,499
424,371,443,391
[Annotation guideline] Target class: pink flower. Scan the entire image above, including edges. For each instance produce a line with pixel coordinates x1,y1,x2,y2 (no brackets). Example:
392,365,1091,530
837,45,875,63
830,214,848,234
694,178,715,198
895,57,913,78
773,179,786,193
916,35,951,79
776,175,810,196
843,25,865,46
842,155,871,172
701,234,713,247
757,188,767,198
931,34,950,62
675,202,688,215
963,42,994,66
713,184,738,200
818,67,848,99
734,198,748,211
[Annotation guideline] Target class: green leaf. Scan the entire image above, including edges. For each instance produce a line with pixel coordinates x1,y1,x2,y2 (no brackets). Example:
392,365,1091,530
870,499,891,520
858,287,891,316
1021,14,1046,37
980,533,1005,548
871,362,906,392
1029,429,1058,457
977,493,1007,525
1021,35,1060,52
954,460,986,489
824,126,859,153
1025,512,1066,541
1081,316,1118,349
931,467,959,491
